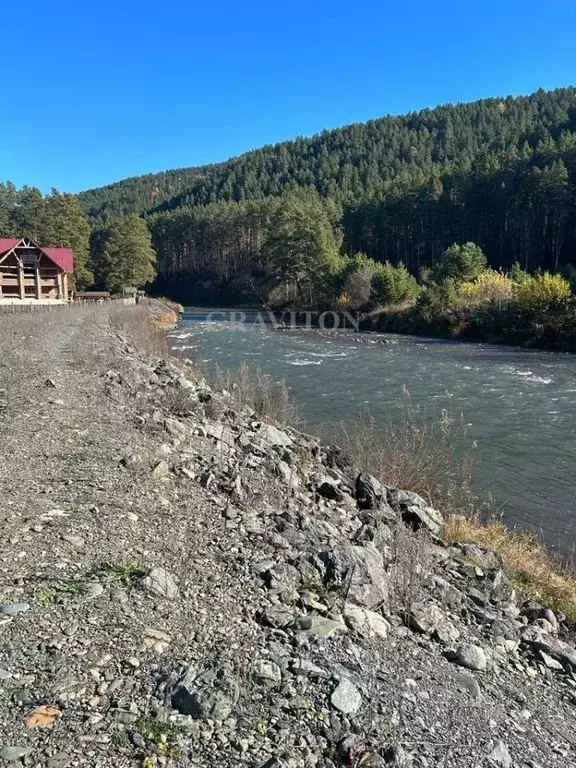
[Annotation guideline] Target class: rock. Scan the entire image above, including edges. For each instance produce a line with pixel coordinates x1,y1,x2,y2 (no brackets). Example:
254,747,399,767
447,669,481,698
132,733,146,748
433,620,460,646
521,629,576,670
141,567,179,599
0,669,12,680
277,460,300,489
259,424,293,448
165,418,188,440
258,606,295,629
295,614,348,638
290,659,329,679
253,660,282,688
407,603,445,635
355,473,385,510
0,746,33,761
456,543,502,569
313,543,389,611
61,533,85,550
452,644,487,672
487,740,512,768
343,603,389,639
172,661,239,720
539,650,564,670
0,603,30,615
151,460,170,479
265,562,301,591
330,677,362,715
388,489,443,535
317,478,344,502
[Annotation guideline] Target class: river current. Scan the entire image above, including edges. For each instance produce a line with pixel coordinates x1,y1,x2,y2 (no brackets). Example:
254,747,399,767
172,308,576,551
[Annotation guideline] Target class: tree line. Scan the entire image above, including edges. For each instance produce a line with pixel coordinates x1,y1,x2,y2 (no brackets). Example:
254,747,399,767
2,86,576,301
0,184,156,292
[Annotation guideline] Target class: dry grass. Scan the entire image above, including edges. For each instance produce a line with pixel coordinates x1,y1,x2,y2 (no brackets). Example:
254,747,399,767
336,394,474,512
212,361,300,427
444,514,576,621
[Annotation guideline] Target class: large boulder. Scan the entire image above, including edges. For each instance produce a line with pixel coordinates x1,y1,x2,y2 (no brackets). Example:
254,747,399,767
355,473,385,510
388,489,443,535
312,543,389,612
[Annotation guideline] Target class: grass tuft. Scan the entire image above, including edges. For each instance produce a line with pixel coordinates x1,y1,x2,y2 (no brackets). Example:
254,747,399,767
444,515,576,621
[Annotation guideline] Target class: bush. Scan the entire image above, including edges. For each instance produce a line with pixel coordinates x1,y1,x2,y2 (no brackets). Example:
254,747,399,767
212,362,300,426
340,266,374,309
430,242,487,284
372,262,420,305
513,271,571,310
457,270,513,304
415,279,459,318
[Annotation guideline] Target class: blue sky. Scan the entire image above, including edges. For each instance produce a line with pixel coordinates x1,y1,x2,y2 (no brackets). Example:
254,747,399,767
3,0,575,193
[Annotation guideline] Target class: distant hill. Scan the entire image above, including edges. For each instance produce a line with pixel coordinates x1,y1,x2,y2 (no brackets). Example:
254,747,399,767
78,87,576,302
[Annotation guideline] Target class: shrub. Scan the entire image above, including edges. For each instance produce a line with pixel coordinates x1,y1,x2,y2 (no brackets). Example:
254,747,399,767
372,262,420,305
430,242,487,284
340,266,374,309
415,279,459,318
457,270,513,304
513,271,571,310
337,394,474,511
212,362,299,426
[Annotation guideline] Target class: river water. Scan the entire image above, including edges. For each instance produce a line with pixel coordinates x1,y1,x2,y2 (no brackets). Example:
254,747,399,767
172,308,576,550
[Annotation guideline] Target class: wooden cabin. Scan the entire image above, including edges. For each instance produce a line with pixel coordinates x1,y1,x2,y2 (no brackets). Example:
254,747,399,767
0,237,73,303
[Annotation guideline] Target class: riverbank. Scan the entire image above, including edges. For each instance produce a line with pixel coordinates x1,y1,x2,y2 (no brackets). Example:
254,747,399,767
360,298,576,353
1,304,576,767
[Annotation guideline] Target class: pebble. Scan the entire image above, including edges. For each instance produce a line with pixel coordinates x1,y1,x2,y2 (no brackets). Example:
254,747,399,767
0,603,30,615
453,644,487,672
330,677,362,715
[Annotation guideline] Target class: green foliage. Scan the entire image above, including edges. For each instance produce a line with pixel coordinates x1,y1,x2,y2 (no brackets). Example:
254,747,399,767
262,191,343,304
372,262,420,305
0,185,93,289
94,215,157,293
430,242,488,285
513,271,571,310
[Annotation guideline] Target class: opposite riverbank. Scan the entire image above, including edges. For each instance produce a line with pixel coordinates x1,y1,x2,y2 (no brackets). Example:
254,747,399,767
1,303,576,767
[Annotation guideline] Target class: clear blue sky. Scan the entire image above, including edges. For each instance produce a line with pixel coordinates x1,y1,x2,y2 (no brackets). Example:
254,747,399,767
3,0,575,193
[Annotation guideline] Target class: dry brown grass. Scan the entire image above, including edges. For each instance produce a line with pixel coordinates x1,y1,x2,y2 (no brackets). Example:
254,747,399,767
336,394,474,512
444,514,576,620
212,361,300,427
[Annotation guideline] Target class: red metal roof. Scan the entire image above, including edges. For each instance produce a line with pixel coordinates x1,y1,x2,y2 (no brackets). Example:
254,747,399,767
42,247,74,273
0,238,21,253
0,238,74,273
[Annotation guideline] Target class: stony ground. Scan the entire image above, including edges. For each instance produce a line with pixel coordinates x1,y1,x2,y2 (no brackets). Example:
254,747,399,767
1,304,576,768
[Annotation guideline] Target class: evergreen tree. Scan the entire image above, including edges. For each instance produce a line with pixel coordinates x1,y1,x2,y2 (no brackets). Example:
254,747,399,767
97,215,157,293
39,190,93,289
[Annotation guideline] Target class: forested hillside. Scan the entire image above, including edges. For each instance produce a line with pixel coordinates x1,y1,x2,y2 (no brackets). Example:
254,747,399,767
76,86,576,302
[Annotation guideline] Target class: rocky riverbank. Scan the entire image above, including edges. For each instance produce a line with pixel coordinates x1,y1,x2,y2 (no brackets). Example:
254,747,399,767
1,304,576,767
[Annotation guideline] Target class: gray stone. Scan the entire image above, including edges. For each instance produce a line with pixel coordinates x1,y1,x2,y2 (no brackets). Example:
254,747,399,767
0,603,30,615
487,740,512,768
355,473,385,510
330,677,362,715
317,478,344,502
0,746,33,761
151,460,170,479
407,603,445,635
47,753,72,768
296,614,348,638
172,661,239,720
141,567,179,599
253,660,282,688
313,543,389,611
453,644,487,672
539,650,564,670
343,603,389,640
388,489,443,535
61,534,85,550
259,424,293,448
447,669,481,698
265,562,301,591
0,668,12,680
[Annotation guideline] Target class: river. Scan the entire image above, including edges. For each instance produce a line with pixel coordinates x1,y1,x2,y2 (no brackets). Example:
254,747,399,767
171,308,576,551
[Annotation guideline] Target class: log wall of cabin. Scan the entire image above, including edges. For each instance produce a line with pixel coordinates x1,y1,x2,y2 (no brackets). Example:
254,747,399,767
0,248,68,300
